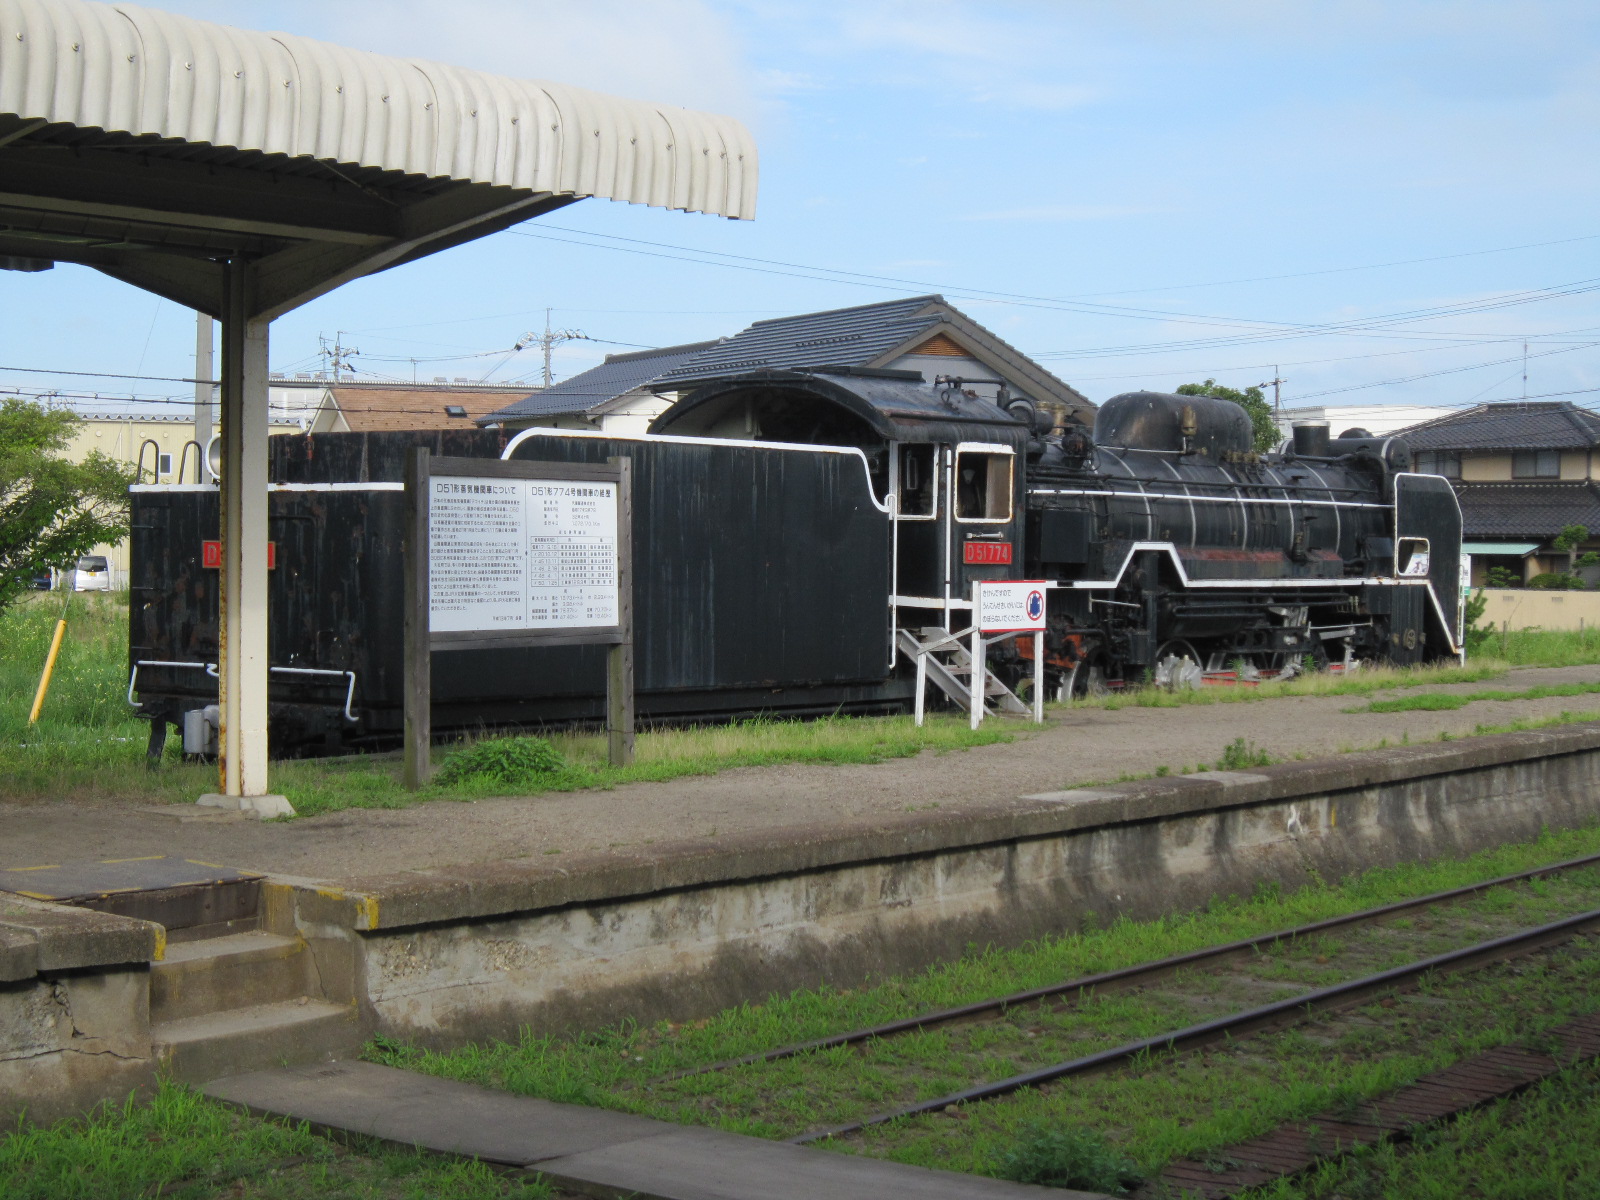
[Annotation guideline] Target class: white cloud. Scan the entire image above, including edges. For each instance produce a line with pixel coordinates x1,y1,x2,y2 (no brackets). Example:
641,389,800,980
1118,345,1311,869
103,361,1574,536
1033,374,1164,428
967,81,1099,112
166,0,758,119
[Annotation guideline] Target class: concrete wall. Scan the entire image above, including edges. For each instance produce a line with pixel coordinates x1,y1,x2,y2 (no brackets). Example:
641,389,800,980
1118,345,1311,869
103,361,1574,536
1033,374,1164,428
1479,588,1600,631
309,724,1600,1048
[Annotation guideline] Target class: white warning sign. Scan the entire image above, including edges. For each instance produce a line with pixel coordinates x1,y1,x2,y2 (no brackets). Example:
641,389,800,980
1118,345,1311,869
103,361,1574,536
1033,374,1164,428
429,477,619,633
976,580,1048,632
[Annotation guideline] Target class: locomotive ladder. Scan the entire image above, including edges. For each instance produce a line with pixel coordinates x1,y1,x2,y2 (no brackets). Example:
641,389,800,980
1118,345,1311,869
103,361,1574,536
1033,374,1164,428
898,627,1032,723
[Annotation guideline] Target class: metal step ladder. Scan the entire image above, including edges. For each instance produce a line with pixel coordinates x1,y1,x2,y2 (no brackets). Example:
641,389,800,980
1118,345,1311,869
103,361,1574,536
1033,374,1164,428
897,627,1031,718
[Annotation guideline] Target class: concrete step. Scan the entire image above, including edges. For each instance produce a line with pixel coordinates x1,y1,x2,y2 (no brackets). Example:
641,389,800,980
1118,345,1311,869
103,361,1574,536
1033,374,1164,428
151,931,313,1023
154,999,362,1084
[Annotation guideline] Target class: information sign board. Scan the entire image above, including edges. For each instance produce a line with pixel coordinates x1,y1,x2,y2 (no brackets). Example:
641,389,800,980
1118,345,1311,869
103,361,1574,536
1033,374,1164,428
402,451,635,786
429,476,619,635
976,580,1048,632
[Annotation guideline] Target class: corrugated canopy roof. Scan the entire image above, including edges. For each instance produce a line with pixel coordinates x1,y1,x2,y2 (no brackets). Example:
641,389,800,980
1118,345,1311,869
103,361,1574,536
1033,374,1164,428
1400,402,1600,451
0,0,756,220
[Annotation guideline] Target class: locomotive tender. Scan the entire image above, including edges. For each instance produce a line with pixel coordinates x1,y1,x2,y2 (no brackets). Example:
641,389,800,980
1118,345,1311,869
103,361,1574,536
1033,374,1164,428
128,368,1461,755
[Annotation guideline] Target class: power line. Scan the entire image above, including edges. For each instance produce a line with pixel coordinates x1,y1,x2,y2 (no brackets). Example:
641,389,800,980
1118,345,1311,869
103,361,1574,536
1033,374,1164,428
513,227,1600,360
535,222,1600,304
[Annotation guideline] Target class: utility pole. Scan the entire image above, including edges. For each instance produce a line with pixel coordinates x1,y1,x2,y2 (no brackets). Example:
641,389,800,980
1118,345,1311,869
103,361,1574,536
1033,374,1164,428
194,311,214,452
320,331,360,381
513,309,590,388
1259,366,1286,434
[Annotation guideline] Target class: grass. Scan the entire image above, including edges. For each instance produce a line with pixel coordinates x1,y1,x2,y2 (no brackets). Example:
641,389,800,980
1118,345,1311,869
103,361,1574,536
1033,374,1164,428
1351,679,1600,713
364,822,1600,1131
0,592,1012,815
0,1080,552,1200
9,591,1600,816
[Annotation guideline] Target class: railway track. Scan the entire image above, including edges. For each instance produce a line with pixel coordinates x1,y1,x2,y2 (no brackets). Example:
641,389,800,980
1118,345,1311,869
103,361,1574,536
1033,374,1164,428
662,850,1600,1087
790,904,1600,1143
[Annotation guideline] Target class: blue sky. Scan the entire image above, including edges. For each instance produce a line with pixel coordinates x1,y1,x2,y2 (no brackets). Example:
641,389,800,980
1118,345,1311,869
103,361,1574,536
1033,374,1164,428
7,0,1600,415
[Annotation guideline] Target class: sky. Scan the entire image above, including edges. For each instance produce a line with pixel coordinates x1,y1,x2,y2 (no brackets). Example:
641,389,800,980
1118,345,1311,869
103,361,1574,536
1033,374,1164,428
7,0,1600,418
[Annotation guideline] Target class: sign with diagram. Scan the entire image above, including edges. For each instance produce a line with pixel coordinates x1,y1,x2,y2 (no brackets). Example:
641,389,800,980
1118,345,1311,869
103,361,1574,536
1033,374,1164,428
976,580,1048,632
428,476,619,634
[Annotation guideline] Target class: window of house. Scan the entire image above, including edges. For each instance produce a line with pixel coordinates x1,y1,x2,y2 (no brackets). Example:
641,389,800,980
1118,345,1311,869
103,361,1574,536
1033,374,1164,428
896,444,936,517
954,449,1013,521
157,452,173,476
1512,449,1560,479
1414,451,1461,479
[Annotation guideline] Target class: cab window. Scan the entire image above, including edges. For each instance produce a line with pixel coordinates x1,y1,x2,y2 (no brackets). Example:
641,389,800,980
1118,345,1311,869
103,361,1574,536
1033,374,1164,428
955,451,1012,521
897,444,936,517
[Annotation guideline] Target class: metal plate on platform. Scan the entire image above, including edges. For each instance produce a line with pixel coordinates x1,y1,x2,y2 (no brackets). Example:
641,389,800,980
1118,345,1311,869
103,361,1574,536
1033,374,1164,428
0,856,262,902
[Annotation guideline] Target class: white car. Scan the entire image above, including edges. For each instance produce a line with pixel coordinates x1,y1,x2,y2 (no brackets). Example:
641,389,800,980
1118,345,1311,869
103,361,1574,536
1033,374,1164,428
73,555,111,591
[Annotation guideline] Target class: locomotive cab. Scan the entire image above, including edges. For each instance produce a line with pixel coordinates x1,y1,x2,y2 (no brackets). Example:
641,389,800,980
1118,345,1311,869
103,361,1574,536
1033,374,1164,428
655,368,1033,634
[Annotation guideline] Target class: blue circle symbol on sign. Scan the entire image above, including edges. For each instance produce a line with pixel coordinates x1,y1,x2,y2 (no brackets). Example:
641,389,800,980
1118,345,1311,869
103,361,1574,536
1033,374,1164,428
1026,589,1045,621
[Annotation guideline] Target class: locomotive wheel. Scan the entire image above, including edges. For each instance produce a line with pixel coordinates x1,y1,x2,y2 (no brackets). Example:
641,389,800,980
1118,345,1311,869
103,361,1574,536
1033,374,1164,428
1155,638,1201,665
1064,653,1111,699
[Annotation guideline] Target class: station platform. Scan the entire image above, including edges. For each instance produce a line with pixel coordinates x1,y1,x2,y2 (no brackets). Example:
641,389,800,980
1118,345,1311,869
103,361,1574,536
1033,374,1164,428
7,663,1600,1125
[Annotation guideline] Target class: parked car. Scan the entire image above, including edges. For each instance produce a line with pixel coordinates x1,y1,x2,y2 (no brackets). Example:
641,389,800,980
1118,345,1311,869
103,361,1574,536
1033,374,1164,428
73,555,111,591
31,568,54,590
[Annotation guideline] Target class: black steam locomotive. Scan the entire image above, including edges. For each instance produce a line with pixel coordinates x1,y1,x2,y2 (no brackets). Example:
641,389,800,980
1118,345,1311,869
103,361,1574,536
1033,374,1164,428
127,369,1461,754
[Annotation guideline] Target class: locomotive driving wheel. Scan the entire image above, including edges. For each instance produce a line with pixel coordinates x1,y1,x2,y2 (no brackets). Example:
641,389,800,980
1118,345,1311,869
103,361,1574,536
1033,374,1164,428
1062,648,1111,699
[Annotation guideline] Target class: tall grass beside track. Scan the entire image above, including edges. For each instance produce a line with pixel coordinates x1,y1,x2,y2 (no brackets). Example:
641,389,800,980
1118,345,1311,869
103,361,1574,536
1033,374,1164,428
9,591,1600,814
0,593,1012,813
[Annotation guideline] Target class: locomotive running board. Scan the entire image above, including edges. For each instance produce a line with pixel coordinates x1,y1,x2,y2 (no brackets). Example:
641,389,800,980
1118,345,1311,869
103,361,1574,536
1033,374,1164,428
896,628,1031,717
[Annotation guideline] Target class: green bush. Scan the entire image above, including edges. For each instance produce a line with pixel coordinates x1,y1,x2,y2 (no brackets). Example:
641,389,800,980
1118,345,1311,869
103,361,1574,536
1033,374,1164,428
993,1123,1143,1193
434,735,564,787
1485,566,1521,589
1218,736,1273,770
1527,572,1587,591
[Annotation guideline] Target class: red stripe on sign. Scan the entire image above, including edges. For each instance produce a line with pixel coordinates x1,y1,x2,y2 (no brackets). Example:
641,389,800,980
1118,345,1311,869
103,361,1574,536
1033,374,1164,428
964,541,1012,565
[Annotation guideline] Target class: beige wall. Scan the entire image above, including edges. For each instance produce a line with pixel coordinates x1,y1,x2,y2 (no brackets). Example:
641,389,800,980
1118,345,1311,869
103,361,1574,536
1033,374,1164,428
1460,453,1512,481
1562,451,1592,480
63,415,295,586
1479,588,1600,631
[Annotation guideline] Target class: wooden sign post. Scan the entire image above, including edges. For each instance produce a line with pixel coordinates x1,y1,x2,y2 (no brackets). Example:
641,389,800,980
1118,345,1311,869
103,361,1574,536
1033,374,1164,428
403,448,634,788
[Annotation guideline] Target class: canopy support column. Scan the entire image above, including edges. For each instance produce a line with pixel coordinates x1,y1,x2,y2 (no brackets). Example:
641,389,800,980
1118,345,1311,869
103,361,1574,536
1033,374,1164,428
206,261,289,816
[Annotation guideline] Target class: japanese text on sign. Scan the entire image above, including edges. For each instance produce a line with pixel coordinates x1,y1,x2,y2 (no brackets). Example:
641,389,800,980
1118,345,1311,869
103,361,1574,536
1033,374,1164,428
429,477,618,633
976,580,1048,632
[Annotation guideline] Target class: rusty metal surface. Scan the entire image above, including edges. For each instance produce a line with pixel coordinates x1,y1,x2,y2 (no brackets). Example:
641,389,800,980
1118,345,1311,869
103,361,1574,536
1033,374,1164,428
1139,1011,1600,1198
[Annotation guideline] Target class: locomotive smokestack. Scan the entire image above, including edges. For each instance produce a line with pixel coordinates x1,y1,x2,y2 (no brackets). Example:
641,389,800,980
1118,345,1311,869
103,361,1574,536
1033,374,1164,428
1292,421,1331,458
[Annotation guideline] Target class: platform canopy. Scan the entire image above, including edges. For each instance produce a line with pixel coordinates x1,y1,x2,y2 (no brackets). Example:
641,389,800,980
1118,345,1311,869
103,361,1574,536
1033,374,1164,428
0,0,757,804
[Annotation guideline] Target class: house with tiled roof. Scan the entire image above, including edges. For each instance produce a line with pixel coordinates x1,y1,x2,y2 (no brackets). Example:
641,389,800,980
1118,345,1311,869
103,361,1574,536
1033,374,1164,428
479,340,721,434
481,295,1092,433
1398,401,1600,583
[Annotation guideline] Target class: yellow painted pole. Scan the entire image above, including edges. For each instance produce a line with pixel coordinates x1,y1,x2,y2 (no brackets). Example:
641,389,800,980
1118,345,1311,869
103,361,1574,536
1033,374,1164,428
27,585,73,725
28,617,67,724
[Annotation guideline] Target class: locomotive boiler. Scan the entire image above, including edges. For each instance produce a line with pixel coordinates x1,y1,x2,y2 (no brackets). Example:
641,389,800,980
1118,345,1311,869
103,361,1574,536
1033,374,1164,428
125,369,1461,755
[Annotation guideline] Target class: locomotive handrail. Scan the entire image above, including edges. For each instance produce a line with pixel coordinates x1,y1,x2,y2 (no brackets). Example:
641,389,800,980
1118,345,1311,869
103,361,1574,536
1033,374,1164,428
127,659,358,721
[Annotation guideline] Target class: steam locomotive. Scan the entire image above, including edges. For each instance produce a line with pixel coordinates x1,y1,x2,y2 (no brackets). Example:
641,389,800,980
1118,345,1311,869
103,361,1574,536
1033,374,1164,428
127,369,1461,755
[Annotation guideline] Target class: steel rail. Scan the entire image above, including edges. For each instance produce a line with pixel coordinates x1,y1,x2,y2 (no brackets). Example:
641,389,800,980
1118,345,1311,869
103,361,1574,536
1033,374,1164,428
660,850,1600,1084
790,904,1600,1144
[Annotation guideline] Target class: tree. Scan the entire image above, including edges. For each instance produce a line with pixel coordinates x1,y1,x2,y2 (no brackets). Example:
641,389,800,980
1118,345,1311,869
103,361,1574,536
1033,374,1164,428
1552,523,1589,574
0,399,136,611
1175,379,1279,452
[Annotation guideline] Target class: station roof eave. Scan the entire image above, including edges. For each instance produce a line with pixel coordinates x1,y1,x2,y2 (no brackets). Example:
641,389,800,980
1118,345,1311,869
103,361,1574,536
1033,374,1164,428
0,0,758,319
